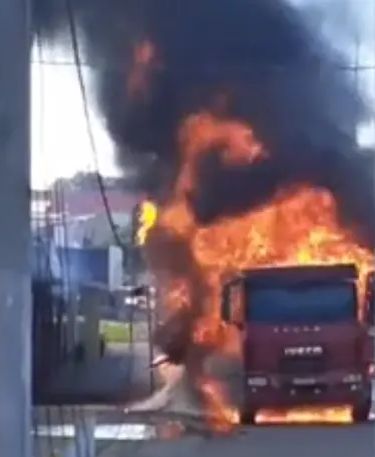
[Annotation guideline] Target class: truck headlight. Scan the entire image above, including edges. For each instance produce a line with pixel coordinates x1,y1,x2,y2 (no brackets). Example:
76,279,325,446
247,376,268,387
342,374,362,384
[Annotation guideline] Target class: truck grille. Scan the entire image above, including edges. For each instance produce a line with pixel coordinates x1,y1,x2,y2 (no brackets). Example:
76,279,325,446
280,356,325,375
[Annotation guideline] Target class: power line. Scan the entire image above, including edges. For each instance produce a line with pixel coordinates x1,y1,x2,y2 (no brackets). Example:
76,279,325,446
64,0,125,249
63,5,137,456
64,0,136,383
32,57,375,72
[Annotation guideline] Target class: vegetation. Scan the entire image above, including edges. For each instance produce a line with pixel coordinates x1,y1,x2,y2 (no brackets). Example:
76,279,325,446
100,320,132,343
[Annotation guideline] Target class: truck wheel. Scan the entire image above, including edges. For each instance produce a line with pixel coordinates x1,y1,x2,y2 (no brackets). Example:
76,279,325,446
240,409,256,425
352,399,371,423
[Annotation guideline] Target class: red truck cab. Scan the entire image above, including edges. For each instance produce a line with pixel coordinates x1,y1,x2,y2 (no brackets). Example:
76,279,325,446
222,264,375,423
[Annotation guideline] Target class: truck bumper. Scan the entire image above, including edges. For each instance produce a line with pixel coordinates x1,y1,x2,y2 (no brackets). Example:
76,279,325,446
244,379,371,411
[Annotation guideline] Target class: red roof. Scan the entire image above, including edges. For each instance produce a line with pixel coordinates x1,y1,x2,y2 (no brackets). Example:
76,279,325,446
50,190,144,217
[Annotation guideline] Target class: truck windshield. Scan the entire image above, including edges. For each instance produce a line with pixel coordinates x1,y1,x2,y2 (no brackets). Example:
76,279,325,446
247,283,356,324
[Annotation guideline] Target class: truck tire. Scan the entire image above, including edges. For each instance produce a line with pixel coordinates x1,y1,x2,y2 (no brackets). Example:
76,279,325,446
352,398,371,423
240,409,256,425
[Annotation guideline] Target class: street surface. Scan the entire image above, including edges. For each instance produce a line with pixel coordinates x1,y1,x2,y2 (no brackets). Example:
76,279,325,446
106,358,375,457
115,423,375,457
34,383,375,457
35,345,375,456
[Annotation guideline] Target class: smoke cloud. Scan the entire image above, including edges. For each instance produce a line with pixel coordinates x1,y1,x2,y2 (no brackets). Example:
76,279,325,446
33,0,374,247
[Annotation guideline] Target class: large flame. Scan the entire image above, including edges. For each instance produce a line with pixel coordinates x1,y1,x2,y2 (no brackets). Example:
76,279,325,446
146,111,374,429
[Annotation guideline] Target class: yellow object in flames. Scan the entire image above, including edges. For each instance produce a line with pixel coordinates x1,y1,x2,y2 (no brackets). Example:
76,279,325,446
136,200,158,246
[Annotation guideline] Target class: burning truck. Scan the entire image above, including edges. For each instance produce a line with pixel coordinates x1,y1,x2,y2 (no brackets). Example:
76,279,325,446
148,120,375,428
221,264,375,424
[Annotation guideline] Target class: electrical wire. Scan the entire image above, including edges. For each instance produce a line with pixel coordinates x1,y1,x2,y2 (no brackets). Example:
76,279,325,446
62,4,140,455
64,0,135,367
64,0,125,249
30,57,375,73
60,5,162,446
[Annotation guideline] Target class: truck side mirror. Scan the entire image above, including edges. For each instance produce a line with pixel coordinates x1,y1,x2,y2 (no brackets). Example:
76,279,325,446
369,298,375,327
366,272,375,327
221,279,244,328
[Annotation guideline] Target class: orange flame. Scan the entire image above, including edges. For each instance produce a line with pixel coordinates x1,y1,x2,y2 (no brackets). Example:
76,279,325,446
256,405,353,425
200,377,240,432
175,112,265,196
127,40,160,99
147,110,374,430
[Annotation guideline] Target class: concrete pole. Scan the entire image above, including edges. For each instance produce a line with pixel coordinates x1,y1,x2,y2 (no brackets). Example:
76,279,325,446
64,410,96,457
81,284,102,362
0,1,31,456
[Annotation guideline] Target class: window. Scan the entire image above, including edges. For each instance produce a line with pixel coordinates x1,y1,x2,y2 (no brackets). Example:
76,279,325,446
246,282,356,324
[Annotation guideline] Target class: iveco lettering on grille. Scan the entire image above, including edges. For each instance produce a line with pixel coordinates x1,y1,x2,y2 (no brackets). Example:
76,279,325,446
284,346,323,356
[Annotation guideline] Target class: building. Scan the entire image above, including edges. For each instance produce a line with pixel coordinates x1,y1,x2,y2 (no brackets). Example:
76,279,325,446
32,189,144,248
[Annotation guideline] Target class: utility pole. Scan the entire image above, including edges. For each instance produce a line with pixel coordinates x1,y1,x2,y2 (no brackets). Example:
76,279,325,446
0,0,31,456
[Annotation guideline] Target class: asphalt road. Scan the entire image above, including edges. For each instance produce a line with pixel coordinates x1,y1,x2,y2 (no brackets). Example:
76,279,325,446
36,345,375,456
116,423,375,457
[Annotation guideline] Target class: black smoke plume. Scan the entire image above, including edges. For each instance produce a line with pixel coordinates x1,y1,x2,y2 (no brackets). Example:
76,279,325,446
33,0,374,246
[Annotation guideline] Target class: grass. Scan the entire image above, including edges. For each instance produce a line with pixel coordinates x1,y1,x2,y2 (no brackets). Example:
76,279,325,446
100,320,132,343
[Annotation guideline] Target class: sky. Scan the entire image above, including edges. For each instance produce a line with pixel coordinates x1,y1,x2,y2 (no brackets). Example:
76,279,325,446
31,0,375,189
31,49,121,190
